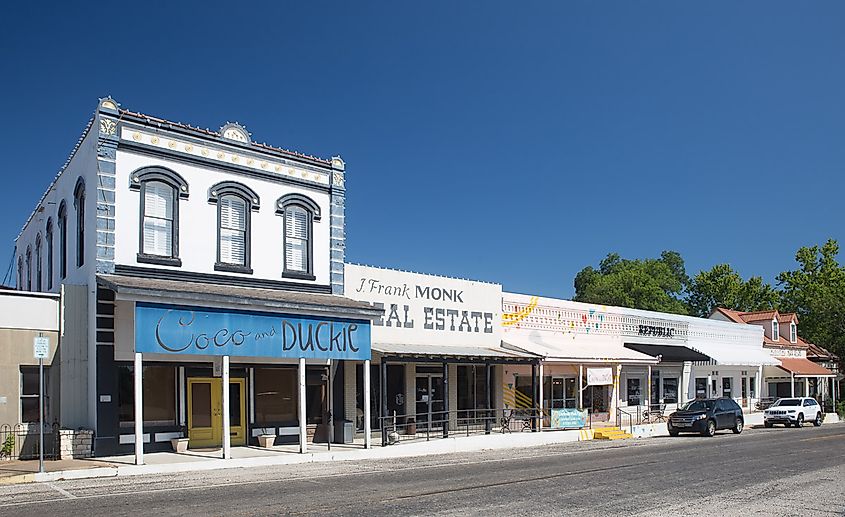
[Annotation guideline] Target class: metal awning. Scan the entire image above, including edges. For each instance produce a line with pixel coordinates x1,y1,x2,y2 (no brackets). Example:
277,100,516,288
97,274,382,320
623,343,710,363
373,342,537,363
502,329,659,364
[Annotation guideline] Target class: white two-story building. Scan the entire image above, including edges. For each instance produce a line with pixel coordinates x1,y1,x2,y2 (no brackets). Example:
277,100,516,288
14,98,380,460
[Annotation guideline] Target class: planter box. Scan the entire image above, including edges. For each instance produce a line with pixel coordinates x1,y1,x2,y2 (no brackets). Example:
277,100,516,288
170,438,189,453
257,434,276,448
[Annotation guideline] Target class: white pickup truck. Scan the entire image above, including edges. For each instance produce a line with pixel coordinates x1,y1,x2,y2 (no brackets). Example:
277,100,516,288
763,397,823,428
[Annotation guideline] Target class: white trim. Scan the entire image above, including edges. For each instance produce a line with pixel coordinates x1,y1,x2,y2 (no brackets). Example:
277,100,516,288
119,433,151,445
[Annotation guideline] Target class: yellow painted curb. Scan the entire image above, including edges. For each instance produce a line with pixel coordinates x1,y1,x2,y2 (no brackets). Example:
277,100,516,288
0,473,35,485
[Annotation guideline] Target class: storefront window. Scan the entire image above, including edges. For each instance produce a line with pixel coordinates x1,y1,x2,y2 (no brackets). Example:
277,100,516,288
254,367,297,425
750,377,756,399
515,375,534,407
650,372,660,405
118,365,177,427
626,378,642,406
457,365,489,414
662,378,678,404
356,364,380,431
722,377,733,398
20,367,49,423
695,378,707,399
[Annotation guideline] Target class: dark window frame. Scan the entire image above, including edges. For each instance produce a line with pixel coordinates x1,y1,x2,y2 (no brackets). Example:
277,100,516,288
25,245,32,291
45,218,53,290
276,193,321,281
35,233,42,291
17,256,23,291
73,177,85,268
208,181,259,274
129,166,189,267
20,366,49,423
58,201,67,279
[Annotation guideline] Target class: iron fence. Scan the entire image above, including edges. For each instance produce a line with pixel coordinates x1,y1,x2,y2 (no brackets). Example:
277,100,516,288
378,408,592,446
0,423,60,461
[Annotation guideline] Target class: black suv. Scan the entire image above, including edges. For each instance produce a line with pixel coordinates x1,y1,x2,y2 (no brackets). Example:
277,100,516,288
667,397,744,437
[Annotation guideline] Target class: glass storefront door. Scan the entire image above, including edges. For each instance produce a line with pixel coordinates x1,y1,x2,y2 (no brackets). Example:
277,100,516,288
187,377,246,448
415,375,445,429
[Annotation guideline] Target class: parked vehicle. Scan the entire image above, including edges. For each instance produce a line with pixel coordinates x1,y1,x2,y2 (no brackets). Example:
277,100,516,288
763,397,823,428
667,398,744,437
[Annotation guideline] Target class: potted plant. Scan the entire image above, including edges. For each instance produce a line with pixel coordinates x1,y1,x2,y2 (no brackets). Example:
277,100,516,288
257,433,276,448
170,426,189,453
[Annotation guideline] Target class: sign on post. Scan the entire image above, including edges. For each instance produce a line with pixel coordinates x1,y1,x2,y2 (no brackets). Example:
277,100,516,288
33,336,49,359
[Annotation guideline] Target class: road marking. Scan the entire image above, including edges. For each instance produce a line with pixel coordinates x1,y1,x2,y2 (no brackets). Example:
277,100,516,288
798,434,842,443
45,483,77,499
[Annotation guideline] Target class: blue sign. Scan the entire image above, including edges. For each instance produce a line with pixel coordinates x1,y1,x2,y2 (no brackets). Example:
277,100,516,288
550,408,587,429
135,302,371,360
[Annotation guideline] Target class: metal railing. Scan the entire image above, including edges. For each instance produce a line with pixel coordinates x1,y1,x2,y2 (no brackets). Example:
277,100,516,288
0,423,60,461
378,408,593,446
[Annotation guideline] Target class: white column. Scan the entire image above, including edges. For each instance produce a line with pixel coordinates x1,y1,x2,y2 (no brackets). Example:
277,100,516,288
805,377,810,398
707,373,713,398
134,352,144,466
681,362,692,404
791,372,795,398
756,366,763,407
363,360,372,449
222,356,231,459
647,365,652,408
578,364,584,410
538,362,544,431
299,357,307,453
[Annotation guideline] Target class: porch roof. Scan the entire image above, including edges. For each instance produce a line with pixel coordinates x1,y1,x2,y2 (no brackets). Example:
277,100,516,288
374,342,537,362
776,357,836,377
502,329,659,365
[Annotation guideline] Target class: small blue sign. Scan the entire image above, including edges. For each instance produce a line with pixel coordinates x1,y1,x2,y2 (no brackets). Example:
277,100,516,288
135,302,371,360
550,408,587,429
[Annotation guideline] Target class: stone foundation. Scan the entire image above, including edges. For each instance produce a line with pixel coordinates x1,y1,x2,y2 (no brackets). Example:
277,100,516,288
59,429,94,459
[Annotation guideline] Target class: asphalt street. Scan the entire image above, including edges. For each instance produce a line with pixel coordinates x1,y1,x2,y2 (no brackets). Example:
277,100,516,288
1,424,843,516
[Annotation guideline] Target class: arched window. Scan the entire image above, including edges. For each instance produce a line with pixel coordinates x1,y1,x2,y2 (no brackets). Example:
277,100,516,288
25,246,32,291
129,167,189,266
17,256,23,291
46,218,54,289
276,193,321,280
74,178,85,268
208,182,259,273
35,234,43,291
58,201,68,279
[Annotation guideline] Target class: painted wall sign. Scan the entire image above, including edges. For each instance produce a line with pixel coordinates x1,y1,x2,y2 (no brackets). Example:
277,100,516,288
344,264,502,347
637,325,676,338
134,302,371,360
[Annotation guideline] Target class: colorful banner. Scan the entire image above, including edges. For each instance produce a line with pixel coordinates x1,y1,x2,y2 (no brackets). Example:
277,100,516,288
550,408,587,429
135,302,371,360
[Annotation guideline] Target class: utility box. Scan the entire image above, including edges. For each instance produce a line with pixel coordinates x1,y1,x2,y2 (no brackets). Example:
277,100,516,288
334,419,354,444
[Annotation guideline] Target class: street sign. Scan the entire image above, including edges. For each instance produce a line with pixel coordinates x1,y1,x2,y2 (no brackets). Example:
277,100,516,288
33,336,49,359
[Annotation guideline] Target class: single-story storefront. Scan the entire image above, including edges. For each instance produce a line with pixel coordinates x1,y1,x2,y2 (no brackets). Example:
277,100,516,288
764,357,837,399
97,275,381,463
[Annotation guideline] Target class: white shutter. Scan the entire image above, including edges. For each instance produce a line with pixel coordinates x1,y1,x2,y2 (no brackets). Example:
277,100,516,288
219,196,246,265
285,207,308,272
143,182,174,256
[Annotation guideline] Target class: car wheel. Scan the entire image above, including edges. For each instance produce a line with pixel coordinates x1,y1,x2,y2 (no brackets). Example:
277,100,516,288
669,430,679,437
795,414,804,428
814,412,822,427
764,421,773,428
732,418,743,434
701,420,716,437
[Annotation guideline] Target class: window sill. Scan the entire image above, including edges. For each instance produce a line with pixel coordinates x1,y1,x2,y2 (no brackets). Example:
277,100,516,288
137,254,182,267
215,262,253,275
282,271,316,281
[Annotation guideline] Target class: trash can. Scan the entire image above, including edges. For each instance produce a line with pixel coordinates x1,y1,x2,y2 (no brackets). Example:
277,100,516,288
334,419,354,444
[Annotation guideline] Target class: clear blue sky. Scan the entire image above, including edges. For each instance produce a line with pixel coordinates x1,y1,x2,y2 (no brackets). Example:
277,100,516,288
2,2,843,297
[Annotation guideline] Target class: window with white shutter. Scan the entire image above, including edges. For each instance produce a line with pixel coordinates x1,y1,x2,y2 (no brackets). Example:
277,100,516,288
142,181,175,257
284,206,309,272
219,195,247,265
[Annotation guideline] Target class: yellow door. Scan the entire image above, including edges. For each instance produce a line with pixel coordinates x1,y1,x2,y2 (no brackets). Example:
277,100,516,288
188,377,247,448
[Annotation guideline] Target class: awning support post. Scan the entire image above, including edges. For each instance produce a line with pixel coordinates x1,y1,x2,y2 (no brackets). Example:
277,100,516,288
538,362,544,432
299,357,307,453
647,365,652,408
531,363,537,432
442,362,449,438
578,364,584,410
791,372,795,398
222,355,231,460
134,352,144,466
806,377,811,398
364,359,372,449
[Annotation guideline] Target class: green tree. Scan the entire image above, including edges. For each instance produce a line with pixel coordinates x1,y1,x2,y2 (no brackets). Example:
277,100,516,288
777,239,845,358
686,264,779,318
573,251,689,315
